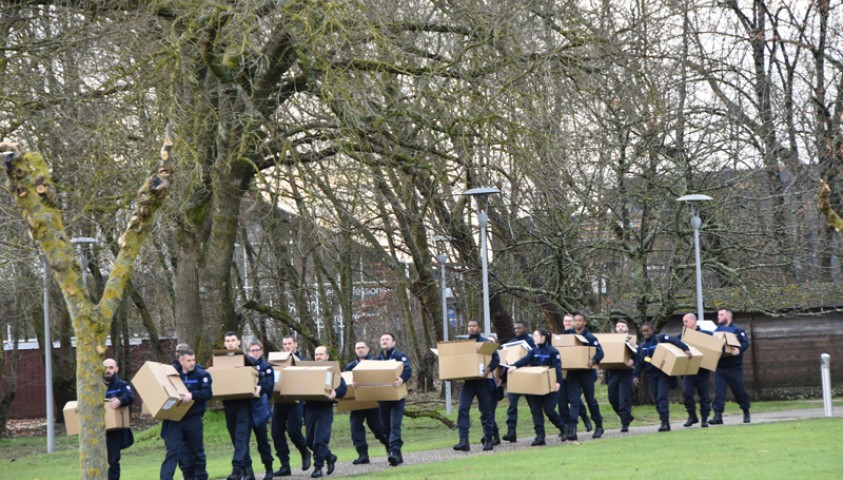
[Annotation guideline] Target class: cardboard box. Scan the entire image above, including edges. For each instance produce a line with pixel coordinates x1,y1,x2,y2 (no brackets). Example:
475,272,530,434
207,367,258,400
650,343,703,376
351,360,408,401
499,340,532,366
506,366,556,395
63,401,130,435
268,351,300,369
278,366,337,401
681,328,725,371
552,334,596,370
594,334,636,369
335,372,379,412
130,361,194,421
714,332,742,356
212,349,245,368
433,340,499,381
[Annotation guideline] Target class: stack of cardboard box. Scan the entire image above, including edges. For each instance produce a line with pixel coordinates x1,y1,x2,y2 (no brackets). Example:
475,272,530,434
350,360,408,401
551,334,596,370
131,361,193,421
432,340,498,381
62,401,130,435
278,361,341,401
267,351,300,401
335,371,379,412
207,349,258,400
681,328,725,371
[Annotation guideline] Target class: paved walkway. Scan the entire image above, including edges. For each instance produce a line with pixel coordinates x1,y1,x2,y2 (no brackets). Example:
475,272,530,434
247,407,842,479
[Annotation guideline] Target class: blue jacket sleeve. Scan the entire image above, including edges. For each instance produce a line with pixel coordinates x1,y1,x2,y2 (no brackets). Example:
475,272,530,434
512,349,535,368
118,380,134,406
632,346,644,378
586,333,604,364
400,354,412,383
488,350,500,372
193,370,213,402
658,334,689,352
551,348,563,384
736,327,750,353
335,375,348,400
258,360,274,395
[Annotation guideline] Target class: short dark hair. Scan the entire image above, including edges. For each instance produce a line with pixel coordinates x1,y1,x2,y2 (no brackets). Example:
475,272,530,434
640,321,654,330
179,348,195,358
535,328,549,342
468,319,480,326
514,321,528,328
381,332,395,341
224,331,238,339
615,318,629,327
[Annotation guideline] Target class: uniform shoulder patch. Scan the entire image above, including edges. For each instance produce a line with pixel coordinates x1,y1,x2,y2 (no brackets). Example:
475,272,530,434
266,368,272,374
664,335,670,339
126,385,132,390
593,340,599,345
203,377,209,383
556,354,561,359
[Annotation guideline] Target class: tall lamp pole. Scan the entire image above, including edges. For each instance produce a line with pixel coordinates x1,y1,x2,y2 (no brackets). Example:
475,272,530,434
460,187,501,337
434,236,453,414
41,253,54,453
677,194,713,330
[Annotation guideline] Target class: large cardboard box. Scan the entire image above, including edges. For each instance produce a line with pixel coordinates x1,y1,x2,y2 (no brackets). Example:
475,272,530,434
278,366,338,401
351,360,408,401
506,366,556,395
267,352,300,401
594,334,636,369
63,401,130,436
499,340,532,366
713,332,742,356
212,349,245,368
681,328,725,371
131,361,194,421
335,372,379,412
650,343,704,376
433,340,499,381
552,334,596,370
207,367,258,400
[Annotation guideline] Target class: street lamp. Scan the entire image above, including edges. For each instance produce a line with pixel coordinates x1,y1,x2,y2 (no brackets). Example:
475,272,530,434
677,194,715,331
460,187,501,337
433,236,453,414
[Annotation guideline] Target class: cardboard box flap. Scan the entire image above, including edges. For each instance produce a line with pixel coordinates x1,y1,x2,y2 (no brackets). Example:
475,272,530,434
296,361,341,388
501,340,533,351
212,349,245,368
352,360,403,386
267,351,300,367
476,342,499,355
551,334,589,347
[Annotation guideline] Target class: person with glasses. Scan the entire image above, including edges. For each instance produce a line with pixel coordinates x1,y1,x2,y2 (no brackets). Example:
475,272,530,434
245,339,275,480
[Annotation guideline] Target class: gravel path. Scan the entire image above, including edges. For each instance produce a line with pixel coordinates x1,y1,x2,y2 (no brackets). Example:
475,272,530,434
235,406,842,479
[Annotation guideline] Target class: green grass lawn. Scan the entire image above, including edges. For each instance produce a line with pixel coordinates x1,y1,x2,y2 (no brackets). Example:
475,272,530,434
2,391,841,479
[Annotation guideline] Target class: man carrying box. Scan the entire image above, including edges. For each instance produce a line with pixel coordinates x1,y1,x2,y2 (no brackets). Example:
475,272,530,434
453,320,499,452
507,328,564,446
103,358,134,480
605,318,635,433
160,348,213,480
632,322,691,432
679,313,712,428
305,346,347,478
245,339,276,480
344,341,388,466
373,333,412,466
710,308,751,425
221,332,256,480
272,335,312,477
501,321,535,443
563,313,605,441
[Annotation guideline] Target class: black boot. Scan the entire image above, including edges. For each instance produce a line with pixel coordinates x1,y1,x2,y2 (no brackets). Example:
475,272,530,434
743,411,751,423
274,465,291,477
300,448,312,471
492,427,501,445
566,425,578,441
701,416,709,428
243,466,256,480
483,435,494,451
310,467,323,479
388,449,401,466
227,469,244,480
352,448,370,465
453,436,470,451
581,414,593,432
592,422,604,439
530,435,546,446
262,470,273,480
559,424,568,441
502,427,517,443
326,455,337,475
658,420,671,432
620,423,629,433
709,412,724,425
684,414,699,427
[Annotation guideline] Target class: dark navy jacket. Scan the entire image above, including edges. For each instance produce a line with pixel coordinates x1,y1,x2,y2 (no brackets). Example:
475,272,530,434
633,333,690,378
305,374,347,410
344,354,372,372
248,354,275,395
512,342,563,384
373,348,412,384
176,364,213,418
564,327,605,365
715,323,750,369
506,333,536,349
105,374,134,408
468,333,500,375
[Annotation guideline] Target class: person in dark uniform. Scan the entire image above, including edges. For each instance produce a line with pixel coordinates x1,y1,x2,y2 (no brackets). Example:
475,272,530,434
305,346,347,478
373,333,412,466
103,358,134,480
557,314,592,435
605,318,635,432
483,334,504,447
679,313,712,428
632,322,691,432
563,312,604,440
222,332,255,480
171,343,196,480
710,308,751,425
245,339,276,480
344,341,388,466
502,321,535,443
507,329,565,446
160,348,213,480
453,319,499,452
272,335,311,477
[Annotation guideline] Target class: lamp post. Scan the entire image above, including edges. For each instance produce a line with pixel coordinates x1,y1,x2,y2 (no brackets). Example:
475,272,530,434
40,253,54,453
677,194,714,330
434,236,453,414
460,187,501,337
